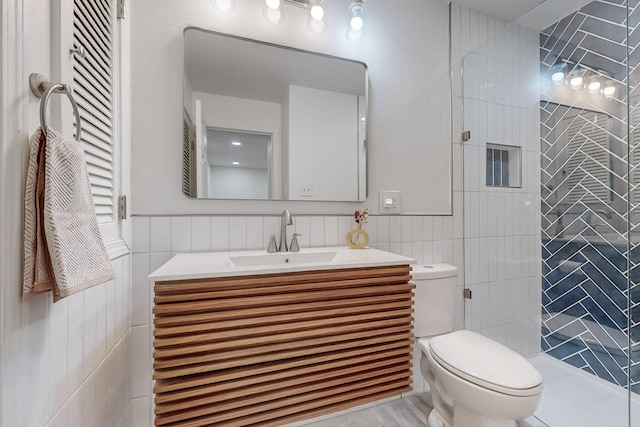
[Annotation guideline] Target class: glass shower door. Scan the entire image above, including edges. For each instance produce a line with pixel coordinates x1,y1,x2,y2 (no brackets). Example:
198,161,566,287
456,0,635,425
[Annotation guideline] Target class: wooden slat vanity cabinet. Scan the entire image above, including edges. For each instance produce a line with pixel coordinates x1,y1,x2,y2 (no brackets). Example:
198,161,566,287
152,263,415,427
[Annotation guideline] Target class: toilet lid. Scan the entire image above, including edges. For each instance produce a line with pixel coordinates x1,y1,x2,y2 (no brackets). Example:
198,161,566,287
429,330,542,396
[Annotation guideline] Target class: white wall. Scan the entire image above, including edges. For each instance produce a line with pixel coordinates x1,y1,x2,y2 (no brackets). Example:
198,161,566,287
287,85,358,201
0,1,134,427
208,166,269,199
130,0,452,215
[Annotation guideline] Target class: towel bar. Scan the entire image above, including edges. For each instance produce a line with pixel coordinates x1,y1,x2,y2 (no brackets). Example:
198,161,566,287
29,73,81,143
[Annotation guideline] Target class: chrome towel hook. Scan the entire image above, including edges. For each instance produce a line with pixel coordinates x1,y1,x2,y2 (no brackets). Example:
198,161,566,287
29,73,82,143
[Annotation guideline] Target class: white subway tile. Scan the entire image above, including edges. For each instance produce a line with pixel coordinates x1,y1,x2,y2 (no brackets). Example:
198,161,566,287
293,216,311,248
309,217,325,247
210,217,230,251
132,253,150,327
191,217,211,251
49,298,70,415
94,283,107,364
132,217,150,253
324,216,340,246
389,216,402,243
359,216,374,243
171,217,191,252
401,216,413,242
131,325,151,399
149,217,171,252
422,216,433,241
412,241,423,264
377,216,390,243
229,217,247,250
132,397,151,427
67,388,83,427
246,217,265,250
83,286,98,380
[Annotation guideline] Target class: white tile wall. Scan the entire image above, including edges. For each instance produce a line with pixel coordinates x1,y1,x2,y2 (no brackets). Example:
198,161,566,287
1,255,133,427
452,3,542,356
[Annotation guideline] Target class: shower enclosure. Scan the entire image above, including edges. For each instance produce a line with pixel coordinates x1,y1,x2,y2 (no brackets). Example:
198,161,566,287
455,0,639,425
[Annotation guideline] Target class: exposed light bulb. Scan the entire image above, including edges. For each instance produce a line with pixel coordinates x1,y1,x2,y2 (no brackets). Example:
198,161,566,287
551,71,565,83
307,1,326,33
570,76,583,90
212,0,235,12
350,16,363,31
587,80,601,94
263,0,284,23
310,5,324,20
266,0,280,9
603,86,616,99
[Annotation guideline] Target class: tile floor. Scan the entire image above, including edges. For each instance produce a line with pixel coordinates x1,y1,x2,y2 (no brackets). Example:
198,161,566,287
297,353,640,427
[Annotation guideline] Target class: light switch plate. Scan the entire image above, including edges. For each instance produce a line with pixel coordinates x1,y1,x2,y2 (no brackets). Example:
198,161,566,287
379,190,400,214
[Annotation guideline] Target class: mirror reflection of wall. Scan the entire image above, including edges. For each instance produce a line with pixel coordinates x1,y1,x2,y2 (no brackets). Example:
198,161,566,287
182,28,368,202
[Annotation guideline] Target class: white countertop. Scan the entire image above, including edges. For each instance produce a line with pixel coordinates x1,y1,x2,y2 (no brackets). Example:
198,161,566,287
148,246,416,282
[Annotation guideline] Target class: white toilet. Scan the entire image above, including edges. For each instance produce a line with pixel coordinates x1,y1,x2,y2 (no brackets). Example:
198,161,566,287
413,264,543,427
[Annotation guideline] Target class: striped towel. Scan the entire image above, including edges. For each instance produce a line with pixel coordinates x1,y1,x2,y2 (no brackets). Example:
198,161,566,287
23,127,115,301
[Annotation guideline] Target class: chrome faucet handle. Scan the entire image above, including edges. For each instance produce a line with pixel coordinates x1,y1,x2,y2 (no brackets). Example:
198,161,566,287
290,233,301,252
267,234,277,253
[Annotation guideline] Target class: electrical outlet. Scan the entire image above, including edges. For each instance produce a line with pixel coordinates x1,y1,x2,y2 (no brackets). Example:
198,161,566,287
300,184,313,197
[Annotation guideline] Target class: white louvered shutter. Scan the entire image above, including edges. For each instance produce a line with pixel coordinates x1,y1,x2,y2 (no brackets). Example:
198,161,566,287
72,0,119,242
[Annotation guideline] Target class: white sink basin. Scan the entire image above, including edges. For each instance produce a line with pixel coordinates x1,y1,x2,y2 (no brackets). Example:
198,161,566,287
228,250,338,267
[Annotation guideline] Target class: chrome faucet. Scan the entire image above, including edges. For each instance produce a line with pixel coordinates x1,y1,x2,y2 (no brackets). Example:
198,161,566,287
278,209,293,252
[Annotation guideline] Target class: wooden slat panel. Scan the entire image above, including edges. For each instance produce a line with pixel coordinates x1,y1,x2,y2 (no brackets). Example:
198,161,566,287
154,314,412,351
156,373,412,426
155,361,412,419
153,265,414,426
155,345,412,401
154,265,412,294
154,283,414,315
153,300,414,335
154,327,412,373
154,278,413,304
154,292,413,319
154,340,413,395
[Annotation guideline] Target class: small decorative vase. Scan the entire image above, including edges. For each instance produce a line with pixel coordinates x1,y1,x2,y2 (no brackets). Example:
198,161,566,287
346,223,369,249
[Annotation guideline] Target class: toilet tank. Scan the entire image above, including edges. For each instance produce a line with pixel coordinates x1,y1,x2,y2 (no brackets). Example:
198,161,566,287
412,264,458,338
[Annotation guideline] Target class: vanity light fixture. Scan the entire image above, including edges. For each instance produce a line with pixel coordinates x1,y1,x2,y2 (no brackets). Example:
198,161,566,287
232,161,240,165
264,0,284,23
347,0,365,41
211,0,235,12
232,141,242,146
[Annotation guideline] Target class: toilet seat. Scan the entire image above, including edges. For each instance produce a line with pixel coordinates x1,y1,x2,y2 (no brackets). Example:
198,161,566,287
429,330,543,397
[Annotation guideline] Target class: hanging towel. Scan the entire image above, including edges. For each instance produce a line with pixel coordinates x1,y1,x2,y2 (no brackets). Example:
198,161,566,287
23,127,115,301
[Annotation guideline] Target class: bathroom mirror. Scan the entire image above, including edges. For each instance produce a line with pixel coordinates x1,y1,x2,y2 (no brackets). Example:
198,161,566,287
183,27,368,201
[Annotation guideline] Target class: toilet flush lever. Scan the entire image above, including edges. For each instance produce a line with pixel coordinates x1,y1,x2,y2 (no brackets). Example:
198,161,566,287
464,289,472,299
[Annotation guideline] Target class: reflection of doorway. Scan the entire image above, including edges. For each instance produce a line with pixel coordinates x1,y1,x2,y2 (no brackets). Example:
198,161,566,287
206,128,272,199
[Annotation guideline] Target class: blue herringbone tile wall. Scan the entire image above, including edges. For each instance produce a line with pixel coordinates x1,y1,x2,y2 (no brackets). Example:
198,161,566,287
540,0,640,392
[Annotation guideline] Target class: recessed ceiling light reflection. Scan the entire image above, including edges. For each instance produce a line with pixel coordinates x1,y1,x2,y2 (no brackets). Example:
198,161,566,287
232,141,242,146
